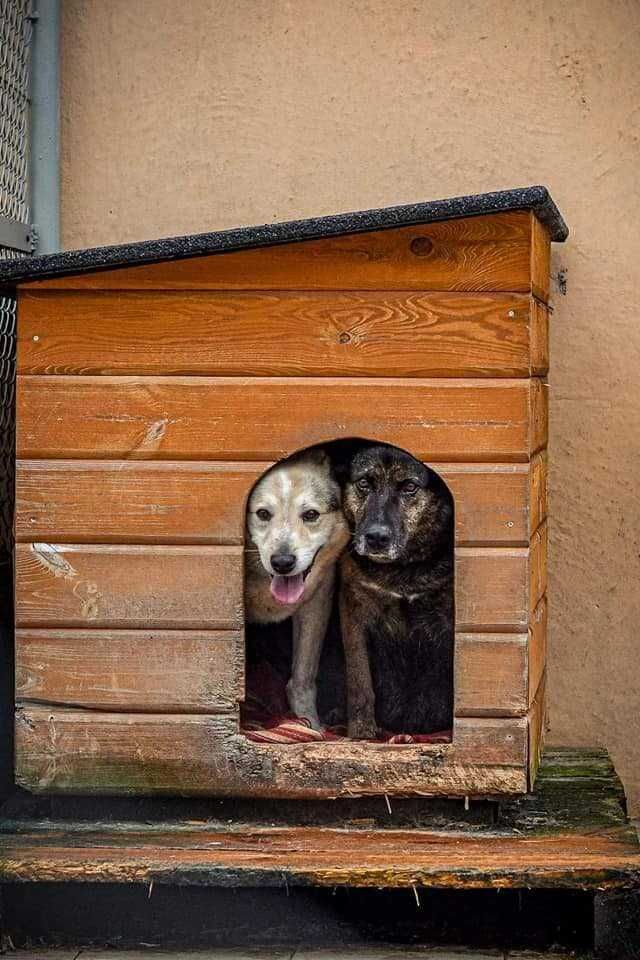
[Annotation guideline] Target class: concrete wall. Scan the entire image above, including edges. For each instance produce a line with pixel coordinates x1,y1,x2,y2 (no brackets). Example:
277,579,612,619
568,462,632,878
60,0,640,811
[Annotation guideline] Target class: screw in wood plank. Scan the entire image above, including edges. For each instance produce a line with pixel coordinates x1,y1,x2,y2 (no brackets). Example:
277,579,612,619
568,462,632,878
32,335,39,341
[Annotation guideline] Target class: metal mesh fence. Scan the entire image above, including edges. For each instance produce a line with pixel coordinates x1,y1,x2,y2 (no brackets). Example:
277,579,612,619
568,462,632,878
0,0,33,565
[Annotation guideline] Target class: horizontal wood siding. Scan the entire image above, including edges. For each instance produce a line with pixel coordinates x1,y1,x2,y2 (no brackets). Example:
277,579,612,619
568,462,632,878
18,290,543,378
14,544,244,630
15,705,528,797
15,542,533,633
14,212,550,797
16,459,544,547
15,629,244,712
15,628,522,718
455,634,527,717
17,376,542,462
21,212,539,294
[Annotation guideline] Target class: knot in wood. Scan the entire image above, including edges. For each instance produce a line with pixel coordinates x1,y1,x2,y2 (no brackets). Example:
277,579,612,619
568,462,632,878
410,236,434,257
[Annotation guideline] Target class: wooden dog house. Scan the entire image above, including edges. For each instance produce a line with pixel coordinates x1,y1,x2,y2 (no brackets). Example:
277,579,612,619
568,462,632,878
3,186,567,800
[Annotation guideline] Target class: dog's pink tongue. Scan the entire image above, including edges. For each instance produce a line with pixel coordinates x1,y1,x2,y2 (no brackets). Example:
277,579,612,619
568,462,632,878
270,573,305,605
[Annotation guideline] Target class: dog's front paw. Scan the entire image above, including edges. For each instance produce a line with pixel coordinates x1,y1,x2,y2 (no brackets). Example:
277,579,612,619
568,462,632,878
287,681,321,731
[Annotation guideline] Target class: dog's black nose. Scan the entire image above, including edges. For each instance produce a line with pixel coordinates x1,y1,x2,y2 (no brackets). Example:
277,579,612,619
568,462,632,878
271,553,297,574
365,526,391,551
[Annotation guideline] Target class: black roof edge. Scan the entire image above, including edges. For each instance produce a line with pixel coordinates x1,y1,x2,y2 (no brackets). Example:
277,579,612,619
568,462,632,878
0,185,568,290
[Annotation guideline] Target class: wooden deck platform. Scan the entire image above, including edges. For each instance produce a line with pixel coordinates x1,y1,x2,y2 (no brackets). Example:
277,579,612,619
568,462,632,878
1,821,639,890
1,749,639,957
1,748,639,891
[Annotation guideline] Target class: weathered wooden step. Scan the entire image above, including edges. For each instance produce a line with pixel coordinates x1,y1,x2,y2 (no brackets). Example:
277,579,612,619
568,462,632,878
1,821,639,890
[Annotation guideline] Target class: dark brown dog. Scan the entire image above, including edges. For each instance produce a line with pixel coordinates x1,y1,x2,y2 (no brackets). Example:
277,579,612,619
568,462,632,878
339,443,454,738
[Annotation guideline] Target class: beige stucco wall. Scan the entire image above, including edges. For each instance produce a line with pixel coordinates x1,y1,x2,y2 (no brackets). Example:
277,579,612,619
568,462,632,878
60,0,640,811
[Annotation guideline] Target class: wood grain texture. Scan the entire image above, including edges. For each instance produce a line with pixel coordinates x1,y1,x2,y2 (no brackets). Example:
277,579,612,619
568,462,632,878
455,634,527,717
529,451,548,536
455,546,530,632
17,289,541,378
14,705,528,797
529,377,548,455
15,542,534,632
529,522,548,612
20,212,538,293
528,671,547,788
15,629,244,712
14,543,243,629
14,627,524,719
530,299,549,374
15,461,260,545
3,820,639,889
16,376,543,462
529,596,548,707
530,216,551,303
15,459,544,547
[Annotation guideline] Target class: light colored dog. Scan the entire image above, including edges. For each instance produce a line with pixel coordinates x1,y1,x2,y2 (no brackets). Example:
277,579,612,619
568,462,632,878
245,449,349,730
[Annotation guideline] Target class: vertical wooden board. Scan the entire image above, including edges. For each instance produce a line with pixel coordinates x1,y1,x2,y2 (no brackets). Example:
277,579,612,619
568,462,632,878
529,522,548,612
17,289,536,378
529,378,548,455
455,634,528,717
530,215,551,303
528,596,548,707
15,629,245,712
530,299,549,375
19,213,537,293
529,451,548,537
16,376,539,463
528,671,547,788
14,543,244,629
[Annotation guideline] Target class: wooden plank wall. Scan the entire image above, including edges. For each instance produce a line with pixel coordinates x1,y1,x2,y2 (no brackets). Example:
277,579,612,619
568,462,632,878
14,210,549,797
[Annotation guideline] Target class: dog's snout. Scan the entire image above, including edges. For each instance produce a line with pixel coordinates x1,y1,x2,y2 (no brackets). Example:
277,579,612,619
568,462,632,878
364,525,392,551
271,552,297,574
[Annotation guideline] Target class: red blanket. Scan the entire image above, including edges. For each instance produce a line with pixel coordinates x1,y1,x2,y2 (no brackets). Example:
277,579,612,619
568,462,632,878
241,661,452,744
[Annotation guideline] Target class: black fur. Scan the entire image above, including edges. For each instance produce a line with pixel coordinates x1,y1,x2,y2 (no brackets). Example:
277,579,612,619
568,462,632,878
339,443,454,735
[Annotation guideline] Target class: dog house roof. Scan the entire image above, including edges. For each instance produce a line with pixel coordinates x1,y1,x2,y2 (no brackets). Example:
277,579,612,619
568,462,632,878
0,185,567,291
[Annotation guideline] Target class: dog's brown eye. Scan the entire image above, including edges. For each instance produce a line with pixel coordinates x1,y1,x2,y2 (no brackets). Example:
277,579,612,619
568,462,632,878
302,509,320,522
256,508,272,521
402,481,419,494
356,477,370,492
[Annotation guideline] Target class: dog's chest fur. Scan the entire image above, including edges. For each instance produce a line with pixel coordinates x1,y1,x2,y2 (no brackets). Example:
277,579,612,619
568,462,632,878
342,551,454,733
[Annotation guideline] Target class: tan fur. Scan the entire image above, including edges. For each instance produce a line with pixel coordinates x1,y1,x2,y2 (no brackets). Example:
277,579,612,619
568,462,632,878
245,451,349,729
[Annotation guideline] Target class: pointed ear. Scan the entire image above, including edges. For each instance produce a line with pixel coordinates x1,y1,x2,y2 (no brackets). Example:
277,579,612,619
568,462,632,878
298,446,330,470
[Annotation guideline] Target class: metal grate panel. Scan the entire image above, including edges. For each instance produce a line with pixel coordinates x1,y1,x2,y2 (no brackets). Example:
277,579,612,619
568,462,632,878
0,0,33,563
